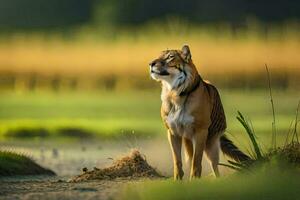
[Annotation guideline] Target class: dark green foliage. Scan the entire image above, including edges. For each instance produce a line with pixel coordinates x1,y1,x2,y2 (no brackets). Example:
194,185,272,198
3,126,155,140
0,0,92,29
0,151,55,176
5,128,49,138
56,127,94,138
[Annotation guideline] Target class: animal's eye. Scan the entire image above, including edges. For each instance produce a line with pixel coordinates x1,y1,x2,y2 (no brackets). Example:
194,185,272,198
167,55,175,61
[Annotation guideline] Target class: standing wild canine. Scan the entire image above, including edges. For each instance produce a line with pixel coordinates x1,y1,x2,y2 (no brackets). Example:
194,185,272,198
149,45,250,180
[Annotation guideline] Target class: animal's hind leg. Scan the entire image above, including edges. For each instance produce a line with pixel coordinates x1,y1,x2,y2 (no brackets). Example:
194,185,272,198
205,135,221,177
190,129,208,179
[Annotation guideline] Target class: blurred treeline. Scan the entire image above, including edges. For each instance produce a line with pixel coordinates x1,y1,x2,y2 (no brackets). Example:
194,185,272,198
1,0,300,29
0,0,300,92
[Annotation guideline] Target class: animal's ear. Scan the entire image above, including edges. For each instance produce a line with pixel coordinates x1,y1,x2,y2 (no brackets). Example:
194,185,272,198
181,45,191,62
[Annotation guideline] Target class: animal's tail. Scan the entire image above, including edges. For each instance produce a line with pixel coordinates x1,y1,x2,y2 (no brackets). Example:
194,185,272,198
220,135,251,162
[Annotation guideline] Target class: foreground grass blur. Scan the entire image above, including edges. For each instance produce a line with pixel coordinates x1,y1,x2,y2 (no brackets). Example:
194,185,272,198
118,161,300,200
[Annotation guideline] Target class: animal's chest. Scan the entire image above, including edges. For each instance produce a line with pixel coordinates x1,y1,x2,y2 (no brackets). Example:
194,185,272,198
164,101,194,138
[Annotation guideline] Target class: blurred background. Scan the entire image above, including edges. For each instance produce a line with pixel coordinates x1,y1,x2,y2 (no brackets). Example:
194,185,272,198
0,0,299,176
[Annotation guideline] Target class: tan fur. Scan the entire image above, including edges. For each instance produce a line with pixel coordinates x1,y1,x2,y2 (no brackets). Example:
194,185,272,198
149,45,226,180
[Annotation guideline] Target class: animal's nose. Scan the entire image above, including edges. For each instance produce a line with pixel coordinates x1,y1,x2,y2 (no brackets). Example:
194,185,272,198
149,61,156,67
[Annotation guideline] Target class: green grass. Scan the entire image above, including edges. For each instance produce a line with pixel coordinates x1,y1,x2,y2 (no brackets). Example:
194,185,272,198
118,162,300,200
0,91,163,140
0,150,55,176
0,89,299,143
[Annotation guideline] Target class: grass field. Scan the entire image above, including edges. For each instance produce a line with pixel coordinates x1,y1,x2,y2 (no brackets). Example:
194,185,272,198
0,89,299,148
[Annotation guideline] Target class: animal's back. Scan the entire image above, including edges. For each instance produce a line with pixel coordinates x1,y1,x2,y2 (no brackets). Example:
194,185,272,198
203,81,227,139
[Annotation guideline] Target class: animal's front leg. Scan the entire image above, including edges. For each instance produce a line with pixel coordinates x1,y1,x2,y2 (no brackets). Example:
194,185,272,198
168,130,184,180
190,129,208,180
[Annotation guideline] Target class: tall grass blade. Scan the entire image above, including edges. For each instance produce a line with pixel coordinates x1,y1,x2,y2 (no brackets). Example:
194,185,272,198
237,111,263,159
291,101,300,143
265,64,277,148
284,120,294,147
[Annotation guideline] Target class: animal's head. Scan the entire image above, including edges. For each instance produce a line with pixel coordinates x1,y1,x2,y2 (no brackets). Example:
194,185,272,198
149,45,198,91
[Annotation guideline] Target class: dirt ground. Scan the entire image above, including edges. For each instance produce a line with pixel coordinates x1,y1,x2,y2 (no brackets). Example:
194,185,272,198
0,139,230,200
0,139,170,200
0,176,147,200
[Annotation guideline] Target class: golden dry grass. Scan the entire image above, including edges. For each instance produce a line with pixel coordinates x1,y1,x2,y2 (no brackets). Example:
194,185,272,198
0,27,299,76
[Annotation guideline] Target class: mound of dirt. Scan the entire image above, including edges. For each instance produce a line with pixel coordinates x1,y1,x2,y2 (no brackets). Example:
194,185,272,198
70,150,163,182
